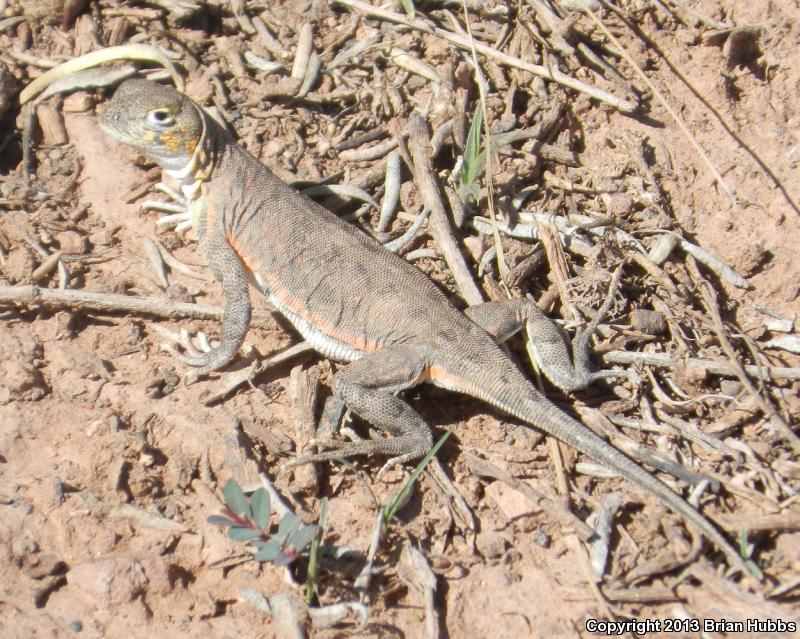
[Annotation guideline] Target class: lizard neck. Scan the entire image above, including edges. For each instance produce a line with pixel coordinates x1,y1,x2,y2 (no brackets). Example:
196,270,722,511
164,108,223,202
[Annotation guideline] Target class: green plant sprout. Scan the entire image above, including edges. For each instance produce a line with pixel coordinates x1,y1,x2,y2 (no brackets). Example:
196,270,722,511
395,0,415,16
305,497,328,604
458,103,486,202
208,479,317,566
382,430,452,530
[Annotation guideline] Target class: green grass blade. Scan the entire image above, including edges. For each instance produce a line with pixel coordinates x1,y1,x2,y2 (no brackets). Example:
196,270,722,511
459,103,485,201
383,430,451,529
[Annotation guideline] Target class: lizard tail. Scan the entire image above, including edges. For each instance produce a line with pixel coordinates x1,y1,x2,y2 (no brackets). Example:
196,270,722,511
474,379,753,577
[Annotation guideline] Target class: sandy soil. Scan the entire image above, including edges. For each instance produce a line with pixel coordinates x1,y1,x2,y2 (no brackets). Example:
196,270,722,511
1,1,799,637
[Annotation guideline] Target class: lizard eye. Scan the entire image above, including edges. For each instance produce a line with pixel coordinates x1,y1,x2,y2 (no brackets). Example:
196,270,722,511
147,108,175,128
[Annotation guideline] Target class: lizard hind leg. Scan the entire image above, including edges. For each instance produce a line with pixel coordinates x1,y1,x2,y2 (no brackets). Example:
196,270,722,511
464,268,628,393
286,344,435,475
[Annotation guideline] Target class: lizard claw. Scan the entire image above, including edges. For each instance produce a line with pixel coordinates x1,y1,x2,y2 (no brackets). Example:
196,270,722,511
157,327,226,380
140,181,194,237
375,453,419,478
161,327,215,362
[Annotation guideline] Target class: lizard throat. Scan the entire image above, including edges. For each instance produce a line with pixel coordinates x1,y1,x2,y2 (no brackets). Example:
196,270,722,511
164,113,214,202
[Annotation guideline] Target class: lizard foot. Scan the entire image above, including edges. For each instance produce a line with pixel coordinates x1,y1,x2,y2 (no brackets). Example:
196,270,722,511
140,182,193,236
283,435,430,475
161,327,214,360
566,266,636,389
376,451,426,478
157,327,224,382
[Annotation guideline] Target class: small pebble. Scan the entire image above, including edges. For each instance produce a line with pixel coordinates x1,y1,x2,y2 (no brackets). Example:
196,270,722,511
630,309,667,335
533,527,550,548
68,620,82,632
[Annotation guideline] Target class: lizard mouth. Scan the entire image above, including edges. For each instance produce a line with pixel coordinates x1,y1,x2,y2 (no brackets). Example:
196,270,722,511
98,110,133,144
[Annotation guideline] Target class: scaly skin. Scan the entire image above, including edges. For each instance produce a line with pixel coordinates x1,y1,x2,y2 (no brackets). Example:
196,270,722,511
100,79,751,575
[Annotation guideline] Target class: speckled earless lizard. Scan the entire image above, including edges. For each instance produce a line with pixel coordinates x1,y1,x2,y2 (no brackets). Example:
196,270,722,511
99,78,751,575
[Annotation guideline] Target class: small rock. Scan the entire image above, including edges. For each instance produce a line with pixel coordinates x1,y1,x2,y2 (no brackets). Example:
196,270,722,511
772,532,800,568
533,527,550,548
262,138,286,159
2,248,35,283
68,557,148,606
63,93,94,113
23,554,66,580
484,481,531,520
719,379,743,396
87,228,117,248
0,328,47,399
56,230,87,255
723,26,762,69
68,620,83,632
462,235,485,262
476,531,509,559
672,366,708,394
11,537,40,564
137,557,176,597
601,192,633,217
733,240,767,277
630,309,666,335
762,317,794,333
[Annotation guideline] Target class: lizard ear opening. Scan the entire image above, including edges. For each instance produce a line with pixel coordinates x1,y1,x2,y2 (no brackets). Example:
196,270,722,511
147,108,175,128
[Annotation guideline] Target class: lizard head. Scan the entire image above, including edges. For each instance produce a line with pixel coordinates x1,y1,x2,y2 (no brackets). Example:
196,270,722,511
99,79,204,172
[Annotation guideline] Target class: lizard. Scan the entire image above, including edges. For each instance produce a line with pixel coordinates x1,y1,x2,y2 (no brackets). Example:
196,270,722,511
99,78,752,575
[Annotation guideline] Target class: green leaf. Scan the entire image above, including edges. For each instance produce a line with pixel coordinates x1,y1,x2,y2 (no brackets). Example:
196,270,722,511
272,551,296,567
276,513,299,543
254,540,281,562
250,488,271,530
207,515,237,527
287,524,317,553
222,479,251,520
228,526,263,542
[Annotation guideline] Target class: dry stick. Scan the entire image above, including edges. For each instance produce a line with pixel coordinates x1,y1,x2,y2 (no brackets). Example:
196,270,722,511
600,350,800,382
626,529,703,585
663,0,730,30
20,44,184,104
0,284,276,326
204,342,314,405
288,365,320,491
525,0,632,96
575,0,736,205
548,436,572,513
354,510,385,602
464,453,596,541
696,277,800,454
332,0,638,114
408,115,484,306
427,458,477,547
718,511,800,533
537,223,581,321
571,536,618,620
600,585,681,604
397,544,439,639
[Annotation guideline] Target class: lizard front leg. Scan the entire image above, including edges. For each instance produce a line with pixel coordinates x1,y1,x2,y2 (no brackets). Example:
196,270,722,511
286,344,434,472
465,269,626,393
167,231,252,378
